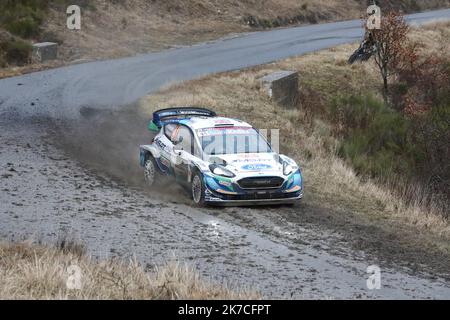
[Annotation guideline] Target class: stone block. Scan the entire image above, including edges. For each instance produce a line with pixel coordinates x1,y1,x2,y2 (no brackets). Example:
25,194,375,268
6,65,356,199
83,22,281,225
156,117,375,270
32,42,58,63
259,70,299,107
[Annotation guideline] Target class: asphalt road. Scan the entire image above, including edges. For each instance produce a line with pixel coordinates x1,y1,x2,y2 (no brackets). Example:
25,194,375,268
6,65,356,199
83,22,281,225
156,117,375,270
1,9,450,119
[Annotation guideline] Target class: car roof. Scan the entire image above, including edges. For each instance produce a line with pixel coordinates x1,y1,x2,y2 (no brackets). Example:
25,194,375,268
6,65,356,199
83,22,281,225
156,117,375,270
179,116,253,130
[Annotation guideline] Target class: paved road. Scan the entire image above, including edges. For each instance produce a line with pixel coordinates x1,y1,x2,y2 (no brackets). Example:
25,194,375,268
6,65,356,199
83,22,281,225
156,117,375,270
1,9,450,119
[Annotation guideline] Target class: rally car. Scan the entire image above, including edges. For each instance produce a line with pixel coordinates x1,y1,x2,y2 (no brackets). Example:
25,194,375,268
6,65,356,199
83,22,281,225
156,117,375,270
139,107,303,206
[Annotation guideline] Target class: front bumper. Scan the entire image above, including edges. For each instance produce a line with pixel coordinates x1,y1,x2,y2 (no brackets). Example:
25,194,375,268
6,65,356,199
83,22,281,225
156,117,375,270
203,169,303,206
204,191,303,206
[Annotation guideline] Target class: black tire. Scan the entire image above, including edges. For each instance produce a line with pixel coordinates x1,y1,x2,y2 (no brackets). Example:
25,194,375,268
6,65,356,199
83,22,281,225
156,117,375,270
191,171,206,206
144,156,162,188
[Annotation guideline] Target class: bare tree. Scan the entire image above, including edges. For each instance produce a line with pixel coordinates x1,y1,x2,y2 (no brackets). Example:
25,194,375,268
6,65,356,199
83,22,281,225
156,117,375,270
369,11,410,103
349,11,411,104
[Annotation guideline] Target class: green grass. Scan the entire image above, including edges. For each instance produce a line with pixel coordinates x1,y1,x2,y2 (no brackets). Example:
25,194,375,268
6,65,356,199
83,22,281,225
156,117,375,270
326,91,449,212
0,37,32,66
0,52,6,68
0,1,49,39
329,94,421,180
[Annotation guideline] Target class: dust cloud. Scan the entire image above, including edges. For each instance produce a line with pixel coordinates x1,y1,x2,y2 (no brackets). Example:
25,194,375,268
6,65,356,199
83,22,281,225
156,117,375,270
55,105,150,186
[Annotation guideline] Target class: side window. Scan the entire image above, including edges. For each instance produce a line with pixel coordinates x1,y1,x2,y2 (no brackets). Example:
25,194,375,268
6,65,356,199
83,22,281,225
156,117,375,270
194,139,202,158
176,125,193,154
164,124,177,141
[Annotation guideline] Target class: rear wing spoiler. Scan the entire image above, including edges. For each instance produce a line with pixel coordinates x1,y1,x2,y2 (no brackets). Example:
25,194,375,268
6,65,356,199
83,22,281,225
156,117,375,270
149,107,217,131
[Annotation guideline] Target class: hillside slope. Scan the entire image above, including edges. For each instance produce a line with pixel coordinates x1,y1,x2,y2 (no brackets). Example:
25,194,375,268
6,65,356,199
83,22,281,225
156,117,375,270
1,0,450,76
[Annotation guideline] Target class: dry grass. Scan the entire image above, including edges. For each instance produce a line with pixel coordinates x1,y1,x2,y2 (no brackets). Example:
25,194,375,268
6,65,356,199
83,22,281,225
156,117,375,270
46,0,450,62
410,21,450,53
139,23,450,240
0,240,258,300
0,60,66,78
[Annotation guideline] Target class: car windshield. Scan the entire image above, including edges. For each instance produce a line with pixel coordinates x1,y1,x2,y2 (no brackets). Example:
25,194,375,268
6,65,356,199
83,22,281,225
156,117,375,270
197,127,272,155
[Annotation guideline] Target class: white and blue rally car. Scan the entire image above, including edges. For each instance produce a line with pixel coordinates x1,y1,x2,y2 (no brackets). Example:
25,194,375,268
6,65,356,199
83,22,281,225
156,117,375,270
139,107,303,206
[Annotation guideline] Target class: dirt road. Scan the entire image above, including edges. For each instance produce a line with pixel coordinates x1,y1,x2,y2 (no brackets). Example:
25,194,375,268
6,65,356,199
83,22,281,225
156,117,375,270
1,112,450,299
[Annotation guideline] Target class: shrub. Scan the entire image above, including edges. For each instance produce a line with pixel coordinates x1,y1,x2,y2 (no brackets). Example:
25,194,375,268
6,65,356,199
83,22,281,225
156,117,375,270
0,54,6,68
394,54,450,116
329,94,420,179
0,1,48,39
417,98,450,200
6,16,42,39
0,38,32,65
328,94,385,131
328,91,450,205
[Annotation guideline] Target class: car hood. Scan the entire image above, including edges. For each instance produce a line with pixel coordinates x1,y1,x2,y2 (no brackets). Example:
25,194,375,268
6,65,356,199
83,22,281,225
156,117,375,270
210,153,284,175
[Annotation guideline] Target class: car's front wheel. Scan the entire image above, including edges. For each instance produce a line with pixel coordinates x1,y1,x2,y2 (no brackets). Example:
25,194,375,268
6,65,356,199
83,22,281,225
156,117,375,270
191,171,206,206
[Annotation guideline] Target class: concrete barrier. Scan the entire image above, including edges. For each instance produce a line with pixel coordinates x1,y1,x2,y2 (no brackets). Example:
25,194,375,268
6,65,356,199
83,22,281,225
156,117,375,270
32,42,58,63
259,70,299,107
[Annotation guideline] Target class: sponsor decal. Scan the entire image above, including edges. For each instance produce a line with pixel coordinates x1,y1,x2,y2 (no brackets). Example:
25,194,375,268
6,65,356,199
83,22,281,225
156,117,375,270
232,158,272,164
160,157,171,168
218,180,232,187
213,119,233,125
216,188,238,195
242,164,272,171
236,153,259,159
197,127,254,137
155,137,167,149
159,110,211,117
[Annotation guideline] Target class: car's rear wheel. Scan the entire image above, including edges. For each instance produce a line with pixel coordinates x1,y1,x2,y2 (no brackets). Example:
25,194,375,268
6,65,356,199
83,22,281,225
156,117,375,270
144,157,160,188
191,171,205,206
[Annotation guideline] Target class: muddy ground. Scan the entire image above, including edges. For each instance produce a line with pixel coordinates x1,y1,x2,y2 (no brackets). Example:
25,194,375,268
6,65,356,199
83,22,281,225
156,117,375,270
1,108,450,299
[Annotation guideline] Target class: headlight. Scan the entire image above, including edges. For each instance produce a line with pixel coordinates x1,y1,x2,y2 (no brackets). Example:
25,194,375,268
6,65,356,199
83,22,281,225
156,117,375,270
283,162,295,176
209,164,235,178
